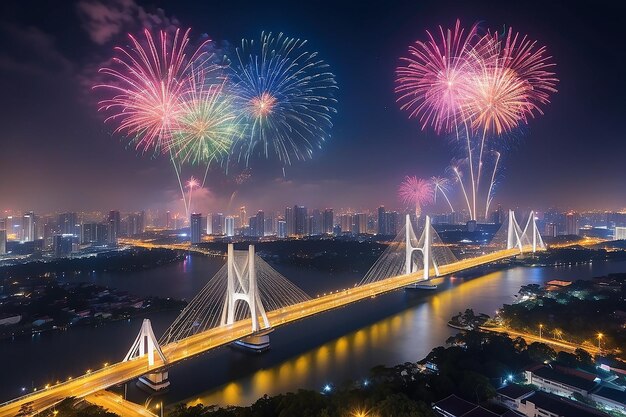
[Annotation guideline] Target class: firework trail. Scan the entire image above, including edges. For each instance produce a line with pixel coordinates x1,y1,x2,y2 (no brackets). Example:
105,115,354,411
398,176,434,217
229,32,338,167
226,168,253,212
431,176,455,212
186,176,200,215
396,21,557,220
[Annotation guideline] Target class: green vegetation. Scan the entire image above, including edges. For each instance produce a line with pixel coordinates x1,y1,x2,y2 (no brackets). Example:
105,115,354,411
497,274,626,351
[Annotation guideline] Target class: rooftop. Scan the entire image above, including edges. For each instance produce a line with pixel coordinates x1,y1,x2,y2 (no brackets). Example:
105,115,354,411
531,365,598,392
523,391,610,417
496,384,535,401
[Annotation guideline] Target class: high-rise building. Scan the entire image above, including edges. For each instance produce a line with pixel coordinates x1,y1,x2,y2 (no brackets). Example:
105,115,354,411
323,209,334,234
22,211,35,242
277,220,286,238
615,227,626,240
225,216,235,237
377,206,386,235
165,211,172,229
285,206,294,236
108,210,121,244
545,223,557,238
0,229,6,255
211,213,224,235
294,206,307,236
190,213,202,244
353,213,367,235
339,213,351,233
53,234,73,257
384,211,400,236
256,211,265,237
127,211,145,236
310,209,323,235
565,212,579,235
82,223,98,244
58,212,78,236
239,207,247,230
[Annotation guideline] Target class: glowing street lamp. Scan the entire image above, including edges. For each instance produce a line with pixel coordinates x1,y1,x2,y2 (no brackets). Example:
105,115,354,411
597,333,603,351
539,324,543,340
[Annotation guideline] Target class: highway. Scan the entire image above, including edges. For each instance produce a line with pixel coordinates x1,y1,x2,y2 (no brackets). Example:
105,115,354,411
85,391,157,417
0,247,525,416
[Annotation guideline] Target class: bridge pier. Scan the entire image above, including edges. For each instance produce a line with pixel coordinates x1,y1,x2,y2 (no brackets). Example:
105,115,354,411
232,328,274,353
138,370,170,392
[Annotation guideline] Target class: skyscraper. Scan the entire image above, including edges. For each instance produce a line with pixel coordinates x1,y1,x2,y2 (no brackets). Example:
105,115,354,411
311,209,323,235
377,206,386,235
295,206,307,236
256,210,265,237
225,216,235,237
285,206,294,236
22,211,35,242
190,213,202,244
59,212,78,236
211,213,224,235
108,210,121,244
53,234,73,257
352,213,367,235
239,206,247,229
323,209,334,234
565,212,579,235
277,220,286,238
0,229,6,255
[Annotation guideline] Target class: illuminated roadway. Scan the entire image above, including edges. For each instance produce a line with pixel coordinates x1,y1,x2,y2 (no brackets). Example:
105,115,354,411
0,247,529,416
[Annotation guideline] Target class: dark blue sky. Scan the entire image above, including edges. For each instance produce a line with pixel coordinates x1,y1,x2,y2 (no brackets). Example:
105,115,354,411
1,0,625,214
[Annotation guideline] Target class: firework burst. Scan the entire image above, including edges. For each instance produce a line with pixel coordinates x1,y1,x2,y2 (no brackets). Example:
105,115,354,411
229,32,338,166
96,28,212,154
398,176,434,216
395,20,479,133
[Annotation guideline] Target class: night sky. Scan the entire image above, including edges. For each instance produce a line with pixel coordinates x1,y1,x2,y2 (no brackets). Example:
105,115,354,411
1,0,625,214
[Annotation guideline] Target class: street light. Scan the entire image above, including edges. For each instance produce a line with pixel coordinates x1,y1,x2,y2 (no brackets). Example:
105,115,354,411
539,324,543,340
597,333,603,351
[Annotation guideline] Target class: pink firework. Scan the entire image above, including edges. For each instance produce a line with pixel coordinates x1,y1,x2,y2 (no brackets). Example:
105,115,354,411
463,30,558,135
398,176,434,215
96,28,212,154
395,19,479,133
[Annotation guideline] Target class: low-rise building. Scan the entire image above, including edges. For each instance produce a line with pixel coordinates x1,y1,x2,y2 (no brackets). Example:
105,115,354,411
433,395,501,417
590,386,626,414
524,364,599,398
519,391,609,417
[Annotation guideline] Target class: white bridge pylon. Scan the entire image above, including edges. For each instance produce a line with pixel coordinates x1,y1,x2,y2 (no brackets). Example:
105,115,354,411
220,244,270,332
405,215,439,281
506,209,545,253
124,318,167,366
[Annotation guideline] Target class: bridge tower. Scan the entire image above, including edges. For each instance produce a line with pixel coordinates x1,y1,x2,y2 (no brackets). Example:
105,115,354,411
405,214,437,280
221,244,272,351
123,319,170,391
522,210,544,253
506,210,524,252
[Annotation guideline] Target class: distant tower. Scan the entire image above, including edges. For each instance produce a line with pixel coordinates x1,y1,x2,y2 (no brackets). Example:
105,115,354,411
285,206,294,236
190,213,202,244
239,206,247,229
108,210,121,244
22,212,35,242
323,208,334,234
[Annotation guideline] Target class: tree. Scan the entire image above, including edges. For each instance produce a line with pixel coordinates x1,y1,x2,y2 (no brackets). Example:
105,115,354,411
527,342,557,363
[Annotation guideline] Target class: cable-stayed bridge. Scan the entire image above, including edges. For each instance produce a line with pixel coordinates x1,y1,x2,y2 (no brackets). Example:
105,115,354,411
0,210,544,416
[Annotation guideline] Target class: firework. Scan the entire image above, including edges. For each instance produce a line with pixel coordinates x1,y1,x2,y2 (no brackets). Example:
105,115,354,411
431,176,455,212
170,77,238,167
396,21,557,220
396,20,478,133
229,32,338,166
398,176,434,216
186,176,200,215
96,28,212,154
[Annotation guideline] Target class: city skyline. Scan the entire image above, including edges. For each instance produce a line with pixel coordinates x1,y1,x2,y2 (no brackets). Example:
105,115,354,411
1,0,625,213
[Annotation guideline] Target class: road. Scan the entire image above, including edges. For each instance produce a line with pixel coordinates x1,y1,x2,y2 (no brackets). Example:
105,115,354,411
481,325,602,355
85,391,157,417
0,247,525,416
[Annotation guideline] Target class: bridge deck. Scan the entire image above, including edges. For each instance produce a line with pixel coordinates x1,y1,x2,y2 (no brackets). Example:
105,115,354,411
0,247,524,416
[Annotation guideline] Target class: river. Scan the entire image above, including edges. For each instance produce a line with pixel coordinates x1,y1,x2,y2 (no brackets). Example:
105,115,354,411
2,255,625,408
